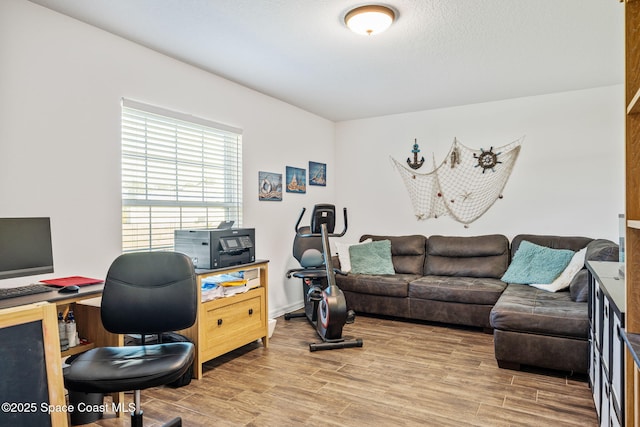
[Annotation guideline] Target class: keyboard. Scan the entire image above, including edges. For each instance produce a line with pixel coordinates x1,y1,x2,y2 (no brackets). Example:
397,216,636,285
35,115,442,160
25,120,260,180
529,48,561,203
0,283,54,300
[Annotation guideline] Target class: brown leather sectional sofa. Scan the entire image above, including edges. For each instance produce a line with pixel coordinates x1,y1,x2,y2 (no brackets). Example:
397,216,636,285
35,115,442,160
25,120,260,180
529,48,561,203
335,233,618,373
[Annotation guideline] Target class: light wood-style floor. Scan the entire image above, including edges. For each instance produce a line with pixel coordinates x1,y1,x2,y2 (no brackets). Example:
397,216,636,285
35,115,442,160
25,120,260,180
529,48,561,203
76,314,597,426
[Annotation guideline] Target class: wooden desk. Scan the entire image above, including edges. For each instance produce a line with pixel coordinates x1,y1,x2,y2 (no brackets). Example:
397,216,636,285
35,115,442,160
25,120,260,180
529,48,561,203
1,260,270,386
179,260,269,379
0,283,104,310
0,284,117,357
0,284,124,416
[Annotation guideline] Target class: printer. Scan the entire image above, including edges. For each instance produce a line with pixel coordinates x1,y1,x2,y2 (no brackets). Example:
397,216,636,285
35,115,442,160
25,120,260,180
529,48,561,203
174,228,255,269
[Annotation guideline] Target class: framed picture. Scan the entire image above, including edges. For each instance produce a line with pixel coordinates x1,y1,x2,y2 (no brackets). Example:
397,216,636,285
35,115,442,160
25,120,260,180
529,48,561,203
309,161,326,186
258,171,282,201
285,166,306,193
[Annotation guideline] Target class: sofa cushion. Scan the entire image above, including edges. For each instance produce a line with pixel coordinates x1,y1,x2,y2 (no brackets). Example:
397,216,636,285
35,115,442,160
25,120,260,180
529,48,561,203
361,234,426,275
511,234,593,256
528,247,587,292
424,234,509,279
334,238,371,273
336,273,419,298
501,241,575,285
490,283,588,339
349,240,395,275
409,276,507,305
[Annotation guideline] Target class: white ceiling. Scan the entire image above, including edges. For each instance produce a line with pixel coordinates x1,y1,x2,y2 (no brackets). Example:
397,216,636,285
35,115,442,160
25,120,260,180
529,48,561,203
28,0,624,122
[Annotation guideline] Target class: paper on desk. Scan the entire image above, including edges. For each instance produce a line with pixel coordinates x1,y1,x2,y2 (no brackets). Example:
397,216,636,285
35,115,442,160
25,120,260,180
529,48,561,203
202,272,247,287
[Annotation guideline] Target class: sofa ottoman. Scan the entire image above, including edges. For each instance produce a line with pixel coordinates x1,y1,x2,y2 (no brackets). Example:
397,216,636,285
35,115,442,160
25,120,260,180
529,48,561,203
491,283,589,373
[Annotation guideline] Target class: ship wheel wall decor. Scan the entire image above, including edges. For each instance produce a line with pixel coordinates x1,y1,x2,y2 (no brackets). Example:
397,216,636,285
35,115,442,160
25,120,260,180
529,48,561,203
474,147,502,173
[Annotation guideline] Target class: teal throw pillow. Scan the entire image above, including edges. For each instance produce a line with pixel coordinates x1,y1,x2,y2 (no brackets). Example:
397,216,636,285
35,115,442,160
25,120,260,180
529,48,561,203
501,240,575,284
349,239,395,275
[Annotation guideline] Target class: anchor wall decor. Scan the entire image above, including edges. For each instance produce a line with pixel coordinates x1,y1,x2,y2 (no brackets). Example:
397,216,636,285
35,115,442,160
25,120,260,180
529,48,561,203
406,139,425,169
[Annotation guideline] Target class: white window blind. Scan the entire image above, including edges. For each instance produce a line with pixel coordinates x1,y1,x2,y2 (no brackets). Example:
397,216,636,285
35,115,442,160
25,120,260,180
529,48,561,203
121,99,243,252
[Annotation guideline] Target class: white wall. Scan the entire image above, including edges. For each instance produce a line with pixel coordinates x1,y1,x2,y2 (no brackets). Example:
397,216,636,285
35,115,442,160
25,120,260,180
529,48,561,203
0,0,334,317
0,0,626,319
335,85,624,243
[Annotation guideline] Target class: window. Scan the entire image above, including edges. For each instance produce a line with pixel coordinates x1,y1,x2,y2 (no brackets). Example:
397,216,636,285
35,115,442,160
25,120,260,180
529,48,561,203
121,99,242,252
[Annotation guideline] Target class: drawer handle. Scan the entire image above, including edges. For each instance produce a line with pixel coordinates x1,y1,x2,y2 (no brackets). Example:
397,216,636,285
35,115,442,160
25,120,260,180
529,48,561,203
217,318,223,326
248,308,254,316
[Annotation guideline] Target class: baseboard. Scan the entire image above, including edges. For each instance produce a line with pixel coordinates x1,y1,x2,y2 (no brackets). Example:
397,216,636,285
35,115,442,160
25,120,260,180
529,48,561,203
269,301,304,319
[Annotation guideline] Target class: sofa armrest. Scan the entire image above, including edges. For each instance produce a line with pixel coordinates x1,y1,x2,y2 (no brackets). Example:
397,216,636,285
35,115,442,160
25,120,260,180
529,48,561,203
585,239,619,263
569,239,619,302
331,255,341,270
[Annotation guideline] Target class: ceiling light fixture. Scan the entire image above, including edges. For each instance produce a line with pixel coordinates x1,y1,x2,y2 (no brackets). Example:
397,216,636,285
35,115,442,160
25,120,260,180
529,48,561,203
344,5,396,36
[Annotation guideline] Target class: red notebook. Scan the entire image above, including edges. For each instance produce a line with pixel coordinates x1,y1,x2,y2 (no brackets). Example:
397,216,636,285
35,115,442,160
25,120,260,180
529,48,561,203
41,276,104,287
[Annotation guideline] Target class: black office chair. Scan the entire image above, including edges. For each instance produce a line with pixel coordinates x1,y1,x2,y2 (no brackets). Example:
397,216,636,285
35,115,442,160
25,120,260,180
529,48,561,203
64,251,197,427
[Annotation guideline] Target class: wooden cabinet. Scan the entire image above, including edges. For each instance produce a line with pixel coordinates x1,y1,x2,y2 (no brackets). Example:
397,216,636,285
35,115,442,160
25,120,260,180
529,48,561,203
179,260,269,379
624,1,640,424
588,261,625,427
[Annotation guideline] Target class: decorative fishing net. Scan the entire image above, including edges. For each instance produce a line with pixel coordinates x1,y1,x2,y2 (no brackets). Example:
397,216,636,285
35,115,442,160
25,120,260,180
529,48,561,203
391,137,523,226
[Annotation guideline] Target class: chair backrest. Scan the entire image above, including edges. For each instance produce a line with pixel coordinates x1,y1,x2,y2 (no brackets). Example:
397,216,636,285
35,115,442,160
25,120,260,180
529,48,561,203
293,226,325,268
100,251,197,335
310,204,336,234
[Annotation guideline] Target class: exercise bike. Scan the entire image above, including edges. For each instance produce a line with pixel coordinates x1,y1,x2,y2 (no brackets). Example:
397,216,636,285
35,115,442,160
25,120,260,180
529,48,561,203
285,204,363,352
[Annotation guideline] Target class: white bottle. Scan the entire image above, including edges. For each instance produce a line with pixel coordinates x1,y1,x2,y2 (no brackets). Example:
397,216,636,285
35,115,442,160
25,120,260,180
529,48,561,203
65,310,77,347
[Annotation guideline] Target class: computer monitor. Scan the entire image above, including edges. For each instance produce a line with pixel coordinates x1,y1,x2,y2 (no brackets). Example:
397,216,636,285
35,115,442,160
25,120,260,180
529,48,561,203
0,217,54,280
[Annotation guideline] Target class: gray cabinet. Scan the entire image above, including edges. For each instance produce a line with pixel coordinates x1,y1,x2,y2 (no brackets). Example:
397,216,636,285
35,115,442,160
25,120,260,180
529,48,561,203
587,261,625,427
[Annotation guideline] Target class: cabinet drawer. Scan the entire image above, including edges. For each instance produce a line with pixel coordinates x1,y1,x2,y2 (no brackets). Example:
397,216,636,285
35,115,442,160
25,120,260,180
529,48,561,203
595,288,602,350
611,313,624,420
610,396,622,427
202,291,265,358
589,329,596,388
603,296,611,373
593,352,601,417
205,294,263,341
600,364,610,427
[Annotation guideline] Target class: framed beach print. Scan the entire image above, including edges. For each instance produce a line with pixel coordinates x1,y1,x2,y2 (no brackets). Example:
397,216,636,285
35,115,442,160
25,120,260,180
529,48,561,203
285,166,306,194
309,161,326,186
258,171,282,201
